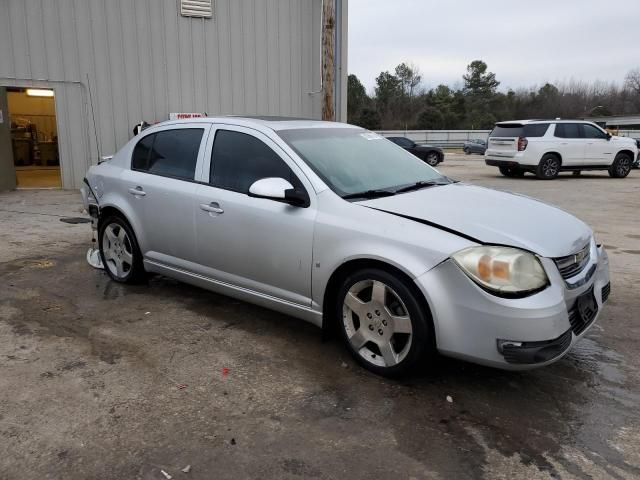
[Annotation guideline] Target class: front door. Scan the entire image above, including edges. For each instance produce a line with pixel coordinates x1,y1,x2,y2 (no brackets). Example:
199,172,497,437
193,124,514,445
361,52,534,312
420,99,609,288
581,123,613,165
193,126,315,306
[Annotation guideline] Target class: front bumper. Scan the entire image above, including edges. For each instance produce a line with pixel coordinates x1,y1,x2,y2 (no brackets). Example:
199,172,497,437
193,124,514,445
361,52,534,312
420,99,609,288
415,245,610,370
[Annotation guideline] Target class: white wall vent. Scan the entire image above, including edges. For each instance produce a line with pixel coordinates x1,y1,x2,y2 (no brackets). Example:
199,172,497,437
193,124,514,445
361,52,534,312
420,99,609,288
181,0,213,18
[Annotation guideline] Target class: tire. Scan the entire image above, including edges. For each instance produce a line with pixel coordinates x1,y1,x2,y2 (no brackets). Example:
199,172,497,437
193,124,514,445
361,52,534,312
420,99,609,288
464,147,471,155
499,166,525,177
608,153,632,178
425,152,439,166
536,154,561,179
98,215,146,283
335,268,433,377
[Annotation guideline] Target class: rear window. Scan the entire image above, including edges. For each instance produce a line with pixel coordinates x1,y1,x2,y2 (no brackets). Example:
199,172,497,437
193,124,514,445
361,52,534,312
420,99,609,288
490,123,550,138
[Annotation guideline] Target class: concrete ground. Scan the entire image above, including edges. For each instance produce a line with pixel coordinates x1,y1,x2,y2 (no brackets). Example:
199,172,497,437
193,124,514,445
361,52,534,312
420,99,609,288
1,155,639,479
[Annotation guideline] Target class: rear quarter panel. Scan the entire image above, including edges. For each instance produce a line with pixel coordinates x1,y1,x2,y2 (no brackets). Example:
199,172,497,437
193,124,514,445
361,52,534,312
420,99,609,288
85,141,150,252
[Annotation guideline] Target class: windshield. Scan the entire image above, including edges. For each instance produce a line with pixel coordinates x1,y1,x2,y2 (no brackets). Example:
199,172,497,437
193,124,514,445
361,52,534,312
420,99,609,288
277,128,447,197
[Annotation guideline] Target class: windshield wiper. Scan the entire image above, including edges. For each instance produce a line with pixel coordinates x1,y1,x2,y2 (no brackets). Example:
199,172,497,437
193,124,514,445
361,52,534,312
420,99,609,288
342,189,397,200
394,179,450,194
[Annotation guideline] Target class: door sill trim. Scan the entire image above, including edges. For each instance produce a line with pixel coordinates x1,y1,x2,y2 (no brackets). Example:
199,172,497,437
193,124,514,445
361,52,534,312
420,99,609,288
143,259,322,326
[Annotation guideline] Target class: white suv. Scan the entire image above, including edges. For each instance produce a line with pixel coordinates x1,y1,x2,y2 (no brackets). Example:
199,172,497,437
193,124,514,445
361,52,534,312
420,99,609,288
485,120,638,179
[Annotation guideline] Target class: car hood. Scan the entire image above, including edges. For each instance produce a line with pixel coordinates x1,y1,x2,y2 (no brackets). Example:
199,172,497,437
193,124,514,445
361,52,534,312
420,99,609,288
359,183,592,258
611,135,637,145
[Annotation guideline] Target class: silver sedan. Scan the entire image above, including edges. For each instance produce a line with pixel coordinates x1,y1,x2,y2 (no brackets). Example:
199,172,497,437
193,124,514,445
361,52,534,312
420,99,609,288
82,117,611,376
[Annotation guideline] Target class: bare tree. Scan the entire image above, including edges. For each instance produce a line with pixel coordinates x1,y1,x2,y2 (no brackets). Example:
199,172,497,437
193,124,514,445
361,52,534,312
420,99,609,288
625,69,640,95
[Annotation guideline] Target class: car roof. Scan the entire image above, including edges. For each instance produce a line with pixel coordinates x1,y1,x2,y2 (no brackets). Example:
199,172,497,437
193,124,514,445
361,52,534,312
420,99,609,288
495,119,596,125
148,115,359,132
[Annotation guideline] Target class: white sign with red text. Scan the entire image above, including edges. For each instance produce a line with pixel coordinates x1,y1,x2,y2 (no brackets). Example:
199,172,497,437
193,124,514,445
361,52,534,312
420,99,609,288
169,112,206,120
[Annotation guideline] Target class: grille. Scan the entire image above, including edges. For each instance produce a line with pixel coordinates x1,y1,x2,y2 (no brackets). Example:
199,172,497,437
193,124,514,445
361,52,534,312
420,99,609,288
601,282,611,303
568,288,598,336
554,243,591,280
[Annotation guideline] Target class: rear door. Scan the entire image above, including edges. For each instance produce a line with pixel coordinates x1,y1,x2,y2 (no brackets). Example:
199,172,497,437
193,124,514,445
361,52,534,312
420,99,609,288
581,123,612,165
120,124,209,267
552,123,585,166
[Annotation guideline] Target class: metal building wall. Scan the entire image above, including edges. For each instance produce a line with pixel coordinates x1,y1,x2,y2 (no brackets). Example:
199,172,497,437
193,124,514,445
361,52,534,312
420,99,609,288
0,0,331,189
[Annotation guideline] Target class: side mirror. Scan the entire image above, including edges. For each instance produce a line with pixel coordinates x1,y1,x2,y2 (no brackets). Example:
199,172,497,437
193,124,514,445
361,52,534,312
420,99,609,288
606,132,612,140
248,177,309,207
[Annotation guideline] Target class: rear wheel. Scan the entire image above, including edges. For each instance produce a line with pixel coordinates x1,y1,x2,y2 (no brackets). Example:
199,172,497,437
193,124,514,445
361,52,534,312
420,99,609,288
536,154,561,179
499,166,525,177
98,216,146,283
608,153,632,178
336,268,433,377
425,152,439,166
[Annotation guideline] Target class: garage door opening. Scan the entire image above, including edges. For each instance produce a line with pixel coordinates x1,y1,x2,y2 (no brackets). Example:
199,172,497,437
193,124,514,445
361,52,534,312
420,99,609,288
7,87,61,188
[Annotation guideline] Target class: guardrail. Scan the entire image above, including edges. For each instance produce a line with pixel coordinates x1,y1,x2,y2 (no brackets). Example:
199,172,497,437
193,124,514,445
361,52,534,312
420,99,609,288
376,130,491,148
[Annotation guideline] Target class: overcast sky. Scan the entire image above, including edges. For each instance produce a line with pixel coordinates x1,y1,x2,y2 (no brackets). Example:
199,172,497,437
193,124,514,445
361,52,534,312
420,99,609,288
348,0,640,93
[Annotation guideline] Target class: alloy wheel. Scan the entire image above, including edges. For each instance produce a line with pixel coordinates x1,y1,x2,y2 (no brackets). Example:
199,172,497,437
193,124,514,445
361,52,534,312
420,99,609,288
102,223,134,279
543,158,559,177
617,157,631,176
426,153,439,166
342,279,413,368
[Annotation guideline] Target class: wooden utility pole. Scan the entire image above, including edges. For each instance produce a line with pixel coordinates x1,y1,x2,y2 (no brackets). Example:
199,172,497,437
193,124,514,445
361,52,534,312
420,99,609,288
321,0,335,121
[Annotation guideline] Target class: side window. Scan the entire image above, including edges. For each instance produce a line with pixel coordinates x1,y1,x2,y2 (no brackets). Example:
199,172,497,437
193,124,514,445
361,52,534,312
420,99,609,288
523,123,550,137
132,134,154,170
554,123,581,139
582,124,607,139
398,138,412,147
210,130,303,193
132,128,204,181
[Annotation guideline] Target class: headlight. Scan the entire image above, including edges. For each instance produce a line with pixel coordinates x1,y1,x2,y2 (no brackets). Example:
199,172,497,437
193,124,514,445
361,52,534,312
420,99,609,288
452,246,548,295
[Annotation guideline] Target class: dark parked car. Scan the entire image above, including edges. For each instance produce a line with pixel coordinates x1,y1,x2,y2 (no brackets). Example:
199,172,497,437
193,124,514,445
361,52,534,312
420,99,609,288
463,138,487,155
634,139,640,168
387,136,443,166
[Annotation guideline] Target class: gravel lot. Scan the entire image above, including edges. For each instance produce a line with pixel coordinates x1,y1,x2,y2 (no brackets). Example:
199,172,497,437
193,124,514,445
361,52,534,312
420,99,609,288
1,154,639,479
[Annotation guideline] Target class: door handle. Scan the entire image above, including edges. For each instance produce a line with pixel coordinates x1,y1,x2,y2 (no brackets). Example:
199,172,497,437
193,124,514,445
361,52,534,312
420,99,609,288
200,202,224,214
128,186,146,196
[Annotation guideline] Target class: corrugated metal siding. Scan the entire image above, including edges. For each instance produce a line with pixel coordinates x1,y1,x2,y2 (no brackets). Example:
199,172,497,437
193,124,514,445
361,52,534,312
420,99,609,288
0,0,325,189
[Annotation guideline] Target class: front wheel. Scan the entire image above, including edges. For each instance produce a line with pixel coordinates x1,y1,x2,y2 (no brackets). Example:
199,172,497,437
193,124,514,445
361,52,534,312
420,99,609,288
609,153,632,178
464,147,471,155
425,152,439,166
336,268,433,377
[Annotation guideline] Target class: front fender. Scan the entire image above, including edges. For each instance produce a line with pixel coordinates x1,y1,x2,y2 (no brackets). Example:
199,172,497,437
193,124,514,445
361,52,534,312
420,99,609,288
310,191,476,310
